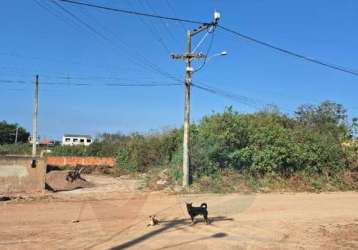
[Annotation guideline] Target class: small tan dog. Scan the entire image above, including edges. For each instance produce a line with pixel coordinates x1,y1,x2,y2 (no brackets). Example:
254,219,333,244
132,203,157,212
147,215,159,227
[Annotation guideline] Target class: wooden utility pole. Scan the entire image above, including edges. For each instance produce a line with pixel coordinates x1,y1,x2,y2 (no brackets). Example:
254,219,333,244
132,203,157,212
14,127,18,144
182,30,192,187
32,75,39,158
171,12,221,187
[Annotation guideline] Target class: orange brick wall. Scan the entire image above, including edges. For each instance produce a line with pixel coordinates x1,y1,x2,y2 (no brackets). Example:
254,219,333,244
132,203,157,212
47,156,115,167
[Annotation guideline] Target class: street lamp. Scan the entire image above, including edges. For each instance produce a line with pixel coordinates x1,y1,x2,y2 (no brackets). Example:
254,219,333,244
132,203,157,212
193,51,228,73
206,51,228,63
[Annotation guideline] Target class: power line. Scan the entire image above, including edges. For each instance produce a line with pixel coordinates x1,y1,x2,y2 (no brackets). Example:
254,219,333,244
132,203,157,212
50,0,182,83
50,0,158,77
0,67,181,81
56,0,203,25
192,27,213,53
42,81,181,87
143,0,178,44
217,25,358,77
193,81,299,113
0,52,149,74
125,0,171,54
0,78,181,87
104,83,181,87
193,28,216,73
51,0,111,43
57,0,358,77
41,74,172,81
192,82,259,109
74,1,173,74
0,79,26,84
33,0,83,32
164,0,187,32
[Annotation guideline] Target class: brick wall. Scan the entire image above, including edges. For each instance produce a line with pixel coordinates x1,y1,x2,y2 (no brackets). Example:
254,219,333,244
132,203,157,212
0,156,46,195
47,156,115,167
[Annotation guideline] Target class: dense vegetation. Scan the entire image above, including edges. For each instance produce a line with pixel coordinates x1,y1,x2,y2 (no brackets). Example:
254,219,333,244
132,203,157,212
1,101,357,191
47,101,358,182
82,101,356,177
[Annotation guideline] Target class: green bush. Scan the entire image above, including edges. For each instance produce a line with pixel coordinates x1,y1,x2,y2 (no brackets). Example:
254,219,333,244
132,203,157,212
0,143,32,155
115,148,139,173
3,101,350,186
190,103,351,178
112,129,182,173
102,101,356,181
50,142,114,157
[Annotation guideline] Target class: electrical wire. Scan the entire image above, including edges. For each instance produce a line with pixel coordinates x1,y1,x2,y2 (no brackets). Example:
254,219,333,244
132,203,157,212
192,28,212,53
126,0,171,54
0,78,181,87
50,0,182,83
192,82,259,109
75,0,172,71
56,0,204,24
33,0,83,32
104,83,181,87
0,79,26,84
193,81,297,113
42,75,171,81
0,52,149,74
43,82,181,87
143,0,178,44
217,25,358,77
56,0,358,77
193,28,216,73
164,0,187,32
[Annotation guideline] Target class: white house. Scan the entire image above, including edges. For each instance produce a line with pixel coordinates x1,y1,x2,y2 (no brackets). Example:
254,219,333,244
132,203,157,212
62,134,93,146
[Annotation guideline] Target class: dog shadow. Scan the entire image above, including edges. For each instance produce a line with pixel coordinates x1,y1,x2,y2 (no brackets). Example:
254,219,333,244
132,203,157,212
161,216,234,226
109,216,233,249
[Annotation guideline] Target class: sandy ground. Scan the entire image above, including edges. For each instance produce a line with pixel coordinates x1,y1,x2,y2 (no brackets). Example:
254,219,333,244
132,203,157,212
0,175,358,250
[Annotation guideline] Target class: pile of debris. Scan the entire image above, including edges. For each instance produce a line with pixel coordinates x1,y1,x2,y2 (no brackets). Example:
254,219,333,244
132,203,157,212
46,167,94,192
156,169,170,186
0,196,11,202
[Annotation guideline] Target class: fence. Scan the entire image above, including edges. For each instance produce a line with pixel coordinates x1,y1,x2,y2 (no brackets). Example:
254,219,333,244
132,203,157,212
47,156,115,167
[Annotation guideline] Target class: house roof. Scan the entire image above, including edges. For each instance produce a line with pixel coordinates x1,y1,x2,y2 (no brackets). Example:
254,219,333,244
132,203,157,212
63,134,92,139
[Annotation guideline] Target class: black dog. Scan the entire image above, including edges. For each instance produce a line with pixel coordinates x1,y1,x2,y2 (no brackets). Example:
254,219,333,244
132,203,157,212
186,202,209,224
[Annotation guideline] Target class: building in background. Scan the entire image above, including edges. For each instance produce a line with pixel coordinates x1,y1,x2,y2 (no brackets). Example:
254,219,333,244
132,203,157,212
39,137,60,147
62,134,93,146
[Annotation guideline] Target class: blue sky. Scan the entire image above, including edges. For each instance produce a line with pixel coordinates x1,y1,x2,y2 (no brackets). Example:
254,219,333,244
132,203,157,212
1,0,357,139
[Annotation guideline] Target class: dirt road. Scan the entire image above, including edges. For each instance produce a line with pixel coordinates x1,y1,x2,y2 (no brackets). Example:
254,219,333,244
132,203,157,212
0,175,357,249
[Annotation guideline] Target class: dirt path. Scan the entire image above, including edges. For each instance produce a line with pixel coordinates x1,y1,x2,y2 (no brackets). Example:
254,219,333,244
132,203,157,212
0,176,357,249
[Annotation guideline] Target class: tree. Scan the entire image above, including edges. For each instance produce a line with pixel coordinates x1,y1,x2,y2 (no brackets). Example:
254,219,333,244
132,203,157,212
295,101,350,140
0,121,29,144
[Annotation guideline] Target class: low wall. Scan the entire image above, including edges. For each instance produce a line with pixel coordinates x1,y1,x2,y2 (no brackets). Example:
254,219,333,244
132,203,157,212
0,156,46,195
47,156,115,167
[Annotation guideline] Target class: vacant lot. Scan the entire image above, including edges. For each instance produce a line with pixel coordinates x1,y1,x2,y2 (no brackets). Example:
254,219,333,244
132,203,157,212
0,175,357,250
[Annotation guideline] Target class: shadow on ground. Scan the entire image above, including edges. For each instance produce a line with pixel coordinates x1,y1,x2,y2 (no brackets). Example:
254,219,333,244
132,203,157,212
109,216,233,250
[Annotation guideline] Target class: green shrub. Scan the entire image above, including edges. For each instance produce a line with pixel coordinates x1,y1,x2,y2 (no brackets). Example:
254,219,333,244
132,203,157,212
10,100,352,186
0,143,32,155
190,103,350,178
115,148,139,173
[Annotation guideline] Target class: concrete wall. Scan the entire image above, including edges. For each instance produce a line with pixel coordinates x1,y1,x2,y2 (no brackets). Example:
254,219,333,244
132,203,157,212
0,156,46,195
47,156,115,167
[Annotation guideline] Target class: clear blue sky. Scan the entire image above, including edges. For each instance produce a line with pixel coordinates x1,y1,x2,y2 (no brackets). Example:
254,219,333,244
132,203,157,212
1,0,357,139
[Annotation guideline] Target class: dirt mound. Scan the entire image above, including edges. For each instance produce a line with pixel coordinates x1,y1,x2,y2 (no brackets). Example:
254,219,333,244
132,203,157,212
46,170,94,192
